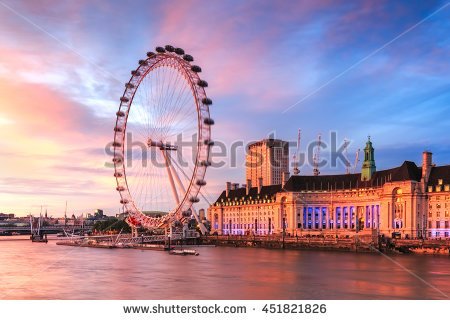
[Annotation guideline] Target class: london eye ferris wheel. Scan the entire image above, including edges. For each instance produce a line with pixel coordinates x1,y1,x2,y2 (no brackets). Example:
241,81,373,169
112,45,214,233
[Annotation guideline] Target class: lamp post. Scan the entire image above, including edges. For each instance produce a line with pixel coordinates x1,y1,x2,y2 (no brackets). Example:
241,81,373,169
282,213,286,249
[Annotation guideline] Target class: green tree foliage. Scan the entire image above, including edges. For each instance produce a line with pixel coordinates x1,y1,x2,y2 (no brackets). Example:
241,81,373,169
92,217,131,233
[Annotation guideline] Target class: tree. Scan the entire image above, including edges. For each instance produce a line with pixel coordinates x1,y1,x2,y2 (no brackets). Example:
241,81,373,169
93,217,131,233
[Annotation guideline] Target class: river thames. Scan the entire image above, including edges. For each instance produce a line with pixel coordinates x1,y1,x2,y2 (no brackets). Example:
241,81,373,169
1,236,449,300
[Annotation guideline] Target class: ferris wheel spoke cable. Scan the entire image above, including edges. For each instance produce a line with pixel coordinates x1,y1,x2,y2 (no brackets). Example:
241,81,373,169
156,70,175,135
137,97,152,141
128,159,147,207
141,75,158,140
168,152,212,206
164,68,194,136
156,67,167,138
158,69,187,141
161,87,194,140
172,151,214,205
133,87,149,133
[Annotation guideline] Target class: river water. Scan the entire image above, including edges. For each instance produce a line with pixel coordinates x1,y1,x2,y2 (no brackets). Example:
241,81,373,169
0,236,449,300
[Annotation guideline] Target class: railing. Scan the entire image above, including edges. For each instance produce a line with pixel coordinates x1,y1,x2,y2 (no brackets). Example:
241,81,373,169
80,231,200,245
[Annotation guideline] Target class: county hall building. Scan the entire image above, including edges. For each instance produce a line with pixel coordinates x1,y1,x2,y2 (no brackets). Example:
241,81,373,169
208,138,450,239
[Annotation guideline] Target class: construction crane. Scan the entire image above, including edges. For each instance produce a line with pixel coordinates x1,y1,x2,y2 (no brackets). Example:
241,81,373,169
313,134,321,176
344,139,350,174
293,129,301,175
353,149,360,174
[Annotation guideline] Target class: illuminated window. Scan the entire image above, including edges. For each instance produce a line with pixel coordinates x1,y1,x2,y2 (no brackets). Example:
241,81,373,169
438,179,443,185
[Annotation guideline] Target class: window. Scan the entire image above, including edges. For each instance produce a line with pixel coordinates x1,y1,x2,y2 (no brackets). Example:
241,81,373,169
438,179,443,185
437,204,441,209
445,221,449,229
429,221,432,228
436,221,441,229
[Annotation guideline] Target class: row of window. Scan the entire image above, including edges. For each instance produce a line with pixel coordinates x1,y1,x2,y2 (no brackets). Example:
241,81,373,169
429,195,450,200
430,232,450,238
428,211,449,217
223,216,274,223
223,212,274,218
428,185,450,192
429,203,449,209
224,223,274,230
428,221,450,228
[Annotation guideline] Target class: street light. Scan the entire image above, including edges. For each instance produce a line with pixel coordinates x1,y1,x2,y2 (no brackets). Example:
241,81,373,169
282,213,286,249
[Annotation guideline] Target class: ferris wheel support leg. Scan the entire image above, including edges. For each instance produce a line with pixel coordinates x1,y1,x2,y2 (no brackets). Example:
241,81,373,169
166,154,207,235
162,150,180,205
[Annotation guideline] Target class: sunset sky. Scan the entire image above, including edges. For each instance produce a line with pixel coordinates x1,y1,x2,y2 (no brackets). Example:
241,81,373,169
0,0,449,216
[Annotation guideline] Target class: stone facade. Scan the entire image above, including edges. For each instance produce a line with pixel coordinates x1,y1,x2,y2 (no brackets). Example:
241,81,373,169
209,143,450,239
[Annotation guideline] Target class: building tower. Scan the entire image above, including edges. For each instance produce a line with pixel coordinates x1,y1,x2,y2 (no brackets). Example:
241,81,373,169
361,136,376,181
246,138,289,186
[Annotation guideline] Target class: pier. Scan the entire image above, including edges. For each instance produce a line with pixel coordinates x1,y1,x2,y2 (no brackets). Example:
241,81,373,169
56,230,201,250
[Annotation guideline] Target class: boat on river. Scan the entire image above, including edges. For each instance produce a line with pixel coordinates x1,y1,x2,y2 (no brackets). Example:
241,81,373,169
30,212,48,243
170,249,199,256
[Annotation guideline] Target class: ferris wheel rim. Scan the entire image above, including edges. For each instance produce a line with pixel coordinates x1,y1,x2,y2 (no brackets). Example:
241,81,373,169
112,46,213,229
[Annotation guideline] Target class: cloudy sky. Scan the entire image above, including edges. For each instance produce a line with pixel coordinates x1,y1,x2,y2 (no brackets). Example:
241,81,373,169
0,0,449,216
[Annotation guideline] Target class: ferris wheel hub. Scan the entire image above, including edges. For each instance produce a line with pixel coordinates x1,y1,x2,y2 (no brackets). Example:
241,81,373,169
147,138,178,150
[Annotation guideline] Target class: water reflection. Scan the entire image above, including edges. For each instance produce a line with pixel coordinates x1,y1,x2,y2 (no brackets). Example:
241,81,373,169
0,237,449,299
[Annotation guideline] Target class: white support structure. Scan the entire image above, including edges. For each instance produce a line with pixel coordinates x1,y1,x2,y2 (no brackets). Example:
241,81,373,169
166,153,208,235
162,149,180,205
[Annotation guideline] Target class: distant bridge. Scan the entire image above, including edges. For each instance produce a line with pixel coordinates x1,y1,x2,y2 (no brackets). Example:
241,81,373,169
0,225,91,234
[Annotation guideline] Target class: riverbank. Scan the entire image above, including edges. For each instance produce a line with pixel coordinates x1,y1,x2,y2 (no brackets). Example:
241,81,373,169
50,233,450,256
199,235,450,256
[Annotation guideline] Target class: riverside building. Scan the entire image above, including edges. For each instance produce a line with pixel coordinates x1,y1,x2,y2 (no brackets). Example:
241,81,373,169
208,138,450,239
245,138,289,187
